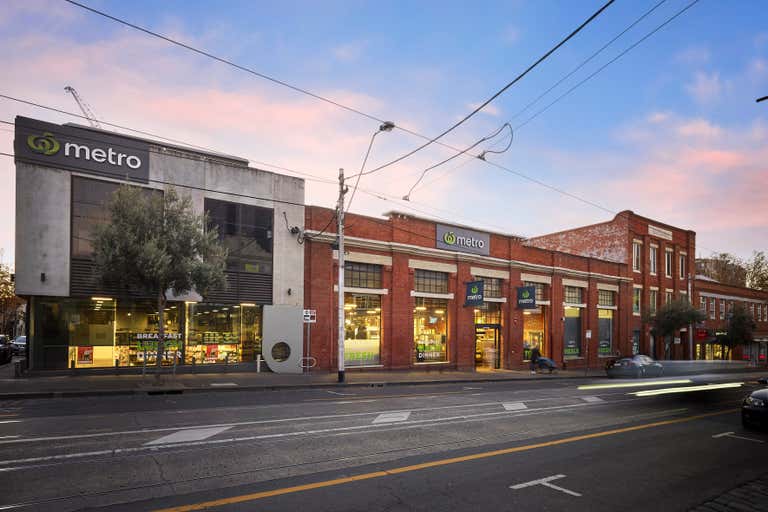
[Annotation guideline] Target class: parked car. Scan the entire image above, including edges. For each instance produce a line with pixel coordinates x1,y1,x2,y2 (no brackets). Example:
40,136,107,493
0,336,11,364
11,336,26,356
742,388,768,430
605,355,663,378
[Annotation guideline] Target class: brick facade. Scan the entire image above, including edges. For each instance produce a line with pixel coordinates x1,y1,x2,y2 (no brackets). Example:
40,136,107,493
304,207,631,372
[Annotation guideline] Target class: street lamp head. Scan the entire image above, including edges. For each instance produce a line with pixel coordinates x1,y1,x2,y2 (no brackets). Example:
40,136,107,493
379,121,395,132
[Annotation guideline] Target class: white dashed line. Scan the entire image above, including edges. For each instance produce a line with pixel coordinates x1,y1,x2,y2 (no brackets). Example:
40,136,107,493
372,412,411,424
145,426,232,445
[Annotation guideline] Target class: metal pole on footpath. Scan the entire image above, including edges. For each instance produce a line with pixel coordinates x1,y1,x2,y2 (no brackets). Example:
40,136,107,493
337,167,347,383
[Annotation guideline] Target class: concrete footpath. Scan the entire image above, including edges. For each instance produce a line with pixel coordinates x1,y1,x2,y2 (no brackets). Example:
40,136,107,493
0,360,607,399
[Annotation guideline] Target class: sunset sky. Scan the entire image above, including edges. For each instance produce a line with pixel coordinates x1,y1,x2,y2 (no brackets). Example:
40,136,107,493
1,0,766,266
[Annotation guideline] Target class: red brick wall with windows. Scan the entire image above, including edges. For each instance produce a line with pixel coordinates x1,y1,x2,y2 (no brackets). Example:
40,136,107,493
303,206,630,372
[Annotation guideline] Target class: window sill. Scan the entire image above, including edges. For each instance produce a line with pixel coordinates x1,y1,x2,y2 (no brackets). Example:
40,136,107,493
633,312,641,317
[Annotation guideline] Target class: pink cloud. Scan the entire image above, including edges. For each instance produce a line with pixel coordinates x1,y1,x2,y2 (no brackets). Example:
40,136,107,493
685,71,722,104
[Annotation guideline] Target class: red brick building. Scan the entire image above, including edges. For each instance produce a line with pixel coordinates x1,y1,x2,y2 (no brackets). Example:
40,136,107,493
693,277,768,365
527,211,696,360
303,207,633,372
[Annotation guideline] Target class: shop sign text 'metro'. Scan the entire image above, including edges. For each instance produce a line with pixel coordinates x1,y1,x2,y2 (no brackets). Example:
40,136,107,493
436,223,490,256
14,116,150,183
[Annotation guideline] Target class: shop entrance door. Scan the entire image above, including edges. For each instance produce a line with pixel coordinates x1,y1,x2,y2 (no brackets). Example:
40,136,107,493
475,324,500,369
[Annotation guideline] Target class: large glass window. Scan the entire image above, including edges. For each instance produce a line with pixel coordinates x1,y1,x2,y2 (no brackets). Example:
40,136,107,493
564,306,582,358
414,297,448,362
414,270,448,294
205,198,273,274
186,303,262,364
598,309,614,356
344,294,381,366
345,263,382,289
116,301,181,367
523,307,546,360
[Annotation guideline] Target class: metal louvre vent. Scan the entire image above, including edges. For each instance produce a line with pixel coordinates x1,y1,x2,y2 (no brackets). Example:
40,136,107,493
70,258,153,299
203,271,272,304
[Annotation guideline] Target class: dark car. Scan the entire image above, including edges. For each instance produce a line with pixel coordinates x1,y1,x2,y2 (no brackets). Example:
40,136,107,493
742,388,768,429
605,355,664,378
0,336,11,364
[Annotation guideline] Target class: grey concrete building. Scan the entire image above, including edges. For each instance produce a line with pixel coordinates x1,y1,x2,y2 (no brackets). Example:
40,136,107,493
14,116,305,371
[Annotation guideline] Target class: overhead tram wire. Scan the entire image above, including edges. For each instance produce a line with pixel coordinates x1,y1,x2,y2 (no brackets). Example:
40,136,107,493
57,1,635,217
350,0,616,179
508,0,668,123
514,0,701,131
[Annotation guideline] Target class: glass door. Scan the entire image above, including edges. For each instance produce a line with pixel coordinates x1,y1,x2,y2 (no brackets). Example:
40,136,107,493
475,325,500,369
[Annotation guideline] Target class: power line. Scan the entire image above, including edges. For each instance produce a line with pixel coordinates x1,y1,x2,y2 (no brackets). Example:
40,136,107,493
508,0,668,123
515,0,700,131
351,0,616,179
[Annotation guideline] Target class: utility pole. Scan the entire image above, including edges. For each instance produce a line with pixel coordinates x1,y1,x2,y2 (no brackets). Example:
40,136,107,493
337,168,347,383
688,272,693,360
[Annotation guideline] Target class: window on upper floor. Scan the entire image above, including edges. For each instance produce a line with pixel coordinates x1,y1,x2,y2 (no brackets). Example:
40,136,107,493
633,242,642,272
709,298,715,319
679,254,686,279
649,247,658,275
665,250,673,278
345,262,382,289
523,281,548,302
414,269,449,294
564,286,583,305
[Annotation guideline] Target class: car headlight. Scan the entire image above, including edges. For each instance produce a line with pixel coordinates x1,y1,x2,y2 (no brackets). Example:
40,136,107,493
745,396,766,407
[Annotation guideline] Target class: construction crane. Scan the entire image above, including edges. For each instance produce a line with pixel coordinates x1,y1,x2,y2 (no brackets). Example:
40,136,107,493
64,86,102,128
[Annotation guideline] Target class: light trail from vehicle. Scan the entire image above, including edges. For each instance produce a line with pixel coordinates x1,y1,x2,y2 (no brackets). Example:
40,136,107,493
631,382,744,397
578,379,693,390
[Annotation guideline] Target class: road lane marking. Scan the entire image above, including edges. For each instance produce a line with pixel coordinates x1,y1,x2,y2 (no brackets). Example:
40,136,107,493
210,383,238,388
463,387,482,390
712,431,765,443
333,400,376,404
0,401,623,468
581,396,603,403
152,409,735,512
0,420,20,424
372,412,411,424
511,474,581,497
146,427,233,446
326,391,356,396
502,402,527,411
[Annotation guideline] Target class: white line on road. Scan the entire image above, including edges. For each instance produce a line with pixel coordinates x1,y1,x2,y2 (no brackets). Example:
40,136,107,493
511,474,582,497
580,396,604,403
210,383,238,387
463,387,482,390
0,420,20,424
373,412,411,424
145,426,233,446
333,400,376,404
712,431,765,443
326,391,356,396
503,402,527,411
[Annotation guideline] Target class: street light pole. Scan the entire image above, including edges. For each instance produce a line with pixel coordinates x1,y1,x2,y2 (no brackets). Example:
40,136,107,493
337,167,347,383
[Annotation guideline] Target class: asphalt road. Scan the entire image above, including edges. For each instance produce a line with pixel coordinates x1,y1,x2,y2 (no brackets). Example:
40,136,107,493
1,372,767,511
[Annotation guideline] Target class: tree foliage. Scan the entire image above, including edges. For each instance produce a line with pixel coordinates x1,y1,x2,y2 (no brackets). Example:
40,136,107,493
0,264,20,336
646,299,706,339
698,253,747,287
746,251,768,291
93,185,227,368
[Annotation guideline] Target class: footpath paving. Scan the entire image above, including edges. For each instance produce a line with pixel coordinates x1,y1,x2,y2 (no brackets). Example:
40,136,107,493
0,358,606,399
690,474,768,512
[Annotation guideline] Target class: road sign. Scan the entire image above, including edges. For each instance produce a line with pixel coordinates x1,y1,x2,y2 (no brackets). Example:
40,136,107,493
585,330,592,339
303,309,317,323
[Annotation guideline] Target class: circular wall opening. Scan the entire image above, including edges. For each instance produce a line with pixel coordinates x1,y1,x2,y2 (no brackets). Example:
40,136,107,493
271,342,291,362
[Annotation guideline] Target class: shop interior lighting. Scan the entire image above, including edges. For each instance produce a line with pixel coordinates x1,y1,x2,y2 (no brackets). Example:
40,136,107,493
415,306,427,311
631,382,743,397
366,310,376,314
434,309,445,315
240,303,256,307
91,297,113,301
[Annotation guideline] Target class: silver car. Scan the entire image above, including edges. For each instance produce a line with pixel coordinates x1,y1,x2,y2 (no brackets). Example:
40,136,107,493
606,355,663,378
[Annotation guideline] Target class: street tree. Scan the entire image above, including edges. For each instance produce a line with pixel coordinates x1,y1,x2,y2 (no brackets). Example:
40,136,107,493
93,185,227,370
644,299,706,357
698,253,747,287
0,263,19,336
718,303,756,360
746,251,768,291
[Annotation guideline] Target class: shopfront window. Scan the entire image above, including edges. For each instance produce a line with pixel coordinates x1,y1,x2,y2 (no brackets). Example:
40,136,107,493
69,298,117,368
186,303,261,364
598,309,614,356
523,307,546,360
414,297,448,363
344,294,381,366
115,301,181,367
564,306,582,358
632,330,640,355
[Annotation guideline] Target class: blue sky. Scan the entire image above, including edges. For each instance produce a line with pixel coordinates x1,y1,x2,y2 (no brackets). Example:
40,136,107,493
1,0,766,266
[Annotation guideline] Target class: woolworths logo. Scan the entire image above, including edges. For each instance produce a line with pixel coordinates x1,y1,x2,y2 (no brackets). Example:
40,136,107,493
26,130,143,169
443,232,457,245
471,285,479,294
442,230,485,250
522,290,530,299
27,132,60,156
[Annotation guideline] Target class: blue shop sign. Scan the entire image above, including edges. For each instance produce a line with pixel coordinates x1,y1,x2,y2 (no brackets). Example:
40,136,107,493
517,286,537,309
465,280,484,307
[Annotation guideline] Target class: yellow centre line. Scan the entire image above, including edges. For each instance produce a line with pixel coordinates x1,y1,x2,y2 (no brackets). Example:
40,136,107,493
153,408,736,512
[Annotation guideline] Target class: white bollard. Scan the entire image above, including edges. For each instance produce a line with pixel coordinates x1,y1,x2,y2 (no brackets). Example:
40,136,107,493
256,354,262,373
